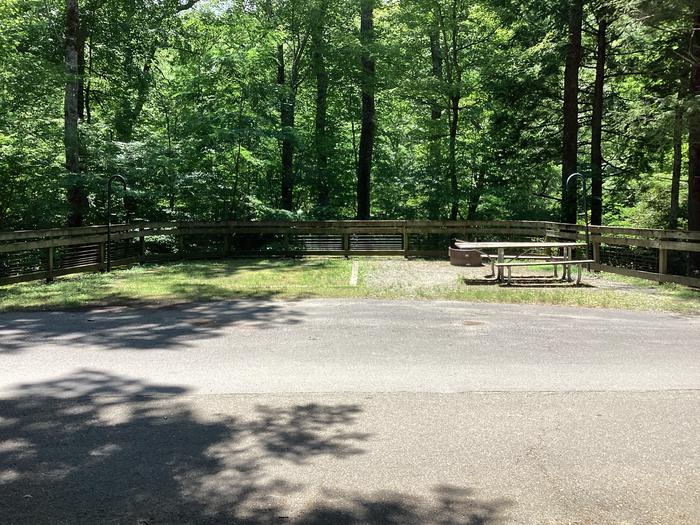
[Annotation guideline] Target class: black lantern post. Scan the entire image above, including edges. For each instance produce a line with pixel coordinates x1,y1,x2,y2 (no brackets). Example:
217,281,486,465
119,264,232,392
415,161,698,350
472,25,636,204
106,175,128,272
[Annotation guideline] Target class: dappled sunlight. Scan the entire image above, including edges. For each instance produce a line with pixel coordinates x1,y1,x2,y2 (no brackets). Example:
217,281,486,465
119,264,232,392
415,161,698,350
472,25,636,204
0,370,510,523
0,258,697,314
0,258,355,311
0,300,305,354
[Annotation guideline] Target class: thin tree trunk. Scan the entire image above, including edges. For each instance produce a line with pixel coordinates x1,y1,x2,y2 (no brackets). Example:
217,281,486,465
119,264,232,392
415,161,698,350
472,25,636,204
64,0,86,227
670,83,686,229
447,1,461,221
429,32,443,122
448,94,459,220
590,16,606,226
312,0,330,208
278,43,296,210
115,48,155,142
688,12,700,272
77,29,85,120
428,30,443,219
561,0,583,224
351,112,358,169
85,35,92,124
467,168,485,220
357,0,375,220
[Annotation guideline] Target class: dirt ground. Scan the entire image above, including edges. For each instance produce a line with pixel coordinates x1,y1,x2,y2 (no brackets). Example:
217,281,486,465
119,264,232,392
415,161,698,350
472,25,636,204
362,258,661,294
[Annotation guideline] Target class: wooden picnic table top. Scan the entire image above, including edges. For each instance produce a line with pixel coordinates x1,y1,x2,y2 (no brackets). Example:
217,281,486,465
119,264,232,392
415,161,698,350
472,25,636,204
453,241,581,249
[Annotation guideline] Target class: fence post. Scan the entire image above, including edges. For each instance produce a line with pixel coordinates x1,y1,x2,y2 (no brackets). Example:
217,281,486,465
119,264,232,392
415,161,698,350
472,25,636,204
658,248,668,282
139,227,145,263
98,242,106,271
342,230,350,258
46,246,54,283
224,232,231,257
592,239,601,264
284,231,291,256
403,223,409,258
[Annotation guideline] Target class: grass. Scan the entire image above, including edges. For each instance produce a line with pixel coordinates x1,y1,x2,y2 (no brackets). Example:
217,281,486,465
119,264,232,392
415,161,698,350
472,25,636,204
0,257,698,314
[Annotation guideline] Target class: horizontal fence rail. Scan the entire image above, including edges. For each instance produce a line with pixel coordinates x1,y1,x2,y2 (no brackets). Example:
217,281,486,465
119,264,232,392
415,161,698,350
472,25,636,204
0,220,699,287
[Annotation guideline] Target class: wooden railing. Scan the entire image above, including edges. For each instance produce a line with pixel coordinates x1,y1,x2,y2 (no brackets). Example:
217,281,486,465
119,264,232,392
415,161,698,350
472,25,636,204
1,220,699,287
543,223,700,288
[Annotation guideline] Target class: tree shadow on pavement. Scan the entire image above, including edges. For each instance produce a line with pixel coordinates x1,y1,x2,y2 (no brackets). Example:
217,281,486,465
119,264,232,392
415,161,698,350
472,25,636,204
0,370,511,524
0,299,304,354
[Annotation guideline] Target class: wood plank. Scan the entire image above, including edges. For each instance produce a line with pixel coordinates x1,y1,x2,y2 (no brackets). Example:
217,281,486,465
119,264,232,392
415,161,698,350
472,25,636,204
495,260,595,267
590,263,700,288
596,236,700,252
454,242,581,249
0,258,137,286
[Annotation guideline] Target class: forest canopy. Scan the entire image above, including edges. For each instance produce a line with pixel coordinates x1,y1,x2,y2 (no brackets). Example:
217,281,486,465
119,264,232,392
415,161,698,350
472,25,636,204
0,0,698,231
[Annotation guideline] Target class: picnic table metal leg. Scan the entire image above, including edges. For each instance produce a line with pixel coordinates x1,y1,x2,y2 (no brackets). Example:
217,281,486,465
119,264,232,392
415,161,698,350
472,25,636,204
497,249,504,282
507,266,512,285
576,263,582,285
566,247,573,282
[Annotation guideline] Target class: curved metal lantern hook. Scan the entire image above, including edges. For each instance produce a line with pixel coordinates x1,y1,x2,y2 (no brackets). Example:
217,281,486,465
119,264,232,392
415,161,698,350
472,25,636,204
565,172,591,262
106,175,128,272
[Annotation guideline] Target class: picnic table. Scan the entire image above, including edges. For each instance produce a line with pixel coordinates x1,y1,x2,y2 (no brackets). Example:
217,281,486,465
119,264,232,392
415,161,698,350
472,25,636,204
453,241,586,283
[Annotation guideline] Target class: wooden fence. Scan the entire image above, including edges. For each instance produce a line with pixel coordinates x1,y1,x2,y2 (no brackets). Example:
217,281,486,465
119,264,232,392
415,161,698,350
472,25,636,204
1,220,699,287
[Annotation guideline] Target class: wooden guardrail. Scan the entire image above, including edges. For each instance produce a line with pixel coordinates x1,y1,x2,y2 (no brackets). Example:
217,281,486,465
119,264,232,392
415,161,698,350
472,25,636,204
543,223,700,288
1,220,699,287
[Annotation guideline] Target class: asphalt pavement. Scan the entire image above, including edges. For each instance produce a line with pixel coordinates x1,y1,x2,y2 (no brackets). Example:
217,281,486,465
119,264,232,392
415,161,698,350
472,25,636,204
0,299,698,524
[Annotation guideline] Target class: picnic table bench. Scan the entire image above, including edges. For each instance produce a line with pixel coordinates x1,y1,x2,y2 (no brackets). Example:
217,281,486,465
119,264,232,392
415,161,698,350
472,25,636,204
495,259,595,285
453,240,589,284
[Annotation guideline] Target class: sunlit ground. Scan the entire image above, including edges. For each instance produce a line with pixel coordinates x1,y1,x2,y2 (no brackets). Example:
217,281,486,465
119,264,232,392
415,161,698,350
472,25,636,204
0,257,698,313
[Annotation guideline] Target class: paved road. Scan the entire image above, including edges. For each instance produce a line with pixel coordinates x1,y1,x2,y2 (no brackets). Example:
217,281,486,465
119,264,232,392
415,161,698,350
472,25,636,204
0,299,698,524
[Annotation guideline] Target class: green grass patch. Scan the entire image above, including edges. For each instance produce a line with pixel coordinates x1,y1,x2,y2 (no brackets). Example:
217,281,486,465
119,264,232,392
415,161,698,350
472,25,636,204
0,258,360,311
0,257,698,314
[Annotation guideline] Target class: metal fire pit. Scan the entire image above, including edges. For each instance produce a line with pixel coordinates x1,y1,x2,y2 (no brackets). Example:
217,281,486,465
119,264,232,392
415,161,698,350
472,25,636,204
449,247,482,267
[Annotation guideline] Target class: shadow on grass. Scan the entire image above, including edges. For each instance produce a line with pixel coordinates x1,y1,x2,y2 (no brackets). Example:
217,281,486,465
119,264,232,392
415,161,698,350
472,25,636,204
0,298,305,354
0,258,340,313
0,370,510,524
462,276,593,289
156,258,340,279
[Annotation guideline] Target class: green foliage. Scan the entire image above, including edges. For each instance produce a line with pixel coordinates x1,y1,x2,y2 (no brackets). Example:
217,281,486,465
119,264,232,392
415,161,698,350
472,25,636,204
0,0,695,229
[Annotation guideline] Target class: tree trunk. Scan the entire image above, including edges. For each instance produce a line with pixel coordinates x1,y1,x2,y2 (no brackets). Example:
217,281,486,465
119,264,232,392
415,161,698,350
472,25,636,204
447,3,461,221
77,29,85,120
688,12,700,273
115,48,155,142
590,15,606,226
357,0,375,220
670,82,686,229
448,94,459,220
429,31,443,123
85,35,92,124
64,0,86,227
428,30,443,219
467,168,485,220
278,43,296,211
312,0,330,208
561,0,583,224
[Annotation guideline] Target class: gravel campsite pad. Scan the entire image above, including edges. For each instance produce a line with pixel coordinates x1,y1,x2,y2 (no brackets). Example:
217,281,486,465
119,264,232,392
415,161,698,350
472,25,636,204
357,258,699,313
363,258,612,292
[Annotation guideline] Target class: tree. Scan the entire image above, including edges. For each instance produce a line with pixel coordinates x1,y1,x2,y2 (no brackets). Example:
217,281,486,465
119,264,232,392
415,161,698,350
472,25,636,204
561,0,583,224
590,6,608,226
65,0,87,227
688,11,700,270
670,79,686,229
357,0,375,220
439,0,464,220
310,0,330,208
